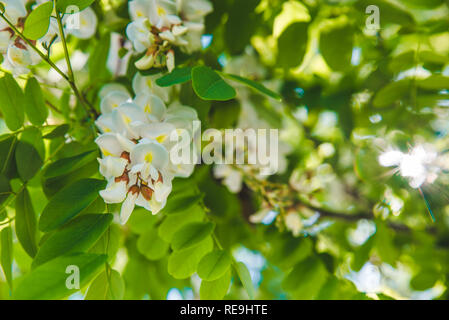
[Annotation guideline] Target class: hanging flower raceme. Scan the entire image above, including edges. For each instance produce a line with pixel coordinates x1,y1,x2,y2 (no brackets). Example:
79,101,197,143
126,0,212,72
0,0,98,75
95,85,199,224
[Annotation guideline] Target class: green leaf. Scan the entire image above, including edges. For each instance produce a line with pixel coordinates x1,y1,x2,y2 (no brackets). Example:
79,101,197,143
282,256,329,299
24,78,49,126
269,236,312,270
191,66,236,101
39,178,107,232
33,214,112,267
171,222,215,251
13,253,107,300
126,207,157,234
400,0,443,8
224,0,260,55
320,23,354,72
222,73,282,101
277,22,309,69
373,79,411,108
418,75,449,90
88,224,120,263
357,0,415,26
375,221,399,265
0,226,13,290
43,150,97,179
15,129,44,182
352,237,374,271
168,237,213,279
15,188,38,258
0,134,18,180
23,1,53,40
235,261,255,299
56,0,95,13
200,269,231,300
156,67,192,87
389,51,415,73
161,192,203,215
42,158,98,198
158,204,205,242
0,74,25,131
85,269,125,300
137,229,169,260
410,270,439,291
42,124,70,139
197,250,231,281
0,174,11,206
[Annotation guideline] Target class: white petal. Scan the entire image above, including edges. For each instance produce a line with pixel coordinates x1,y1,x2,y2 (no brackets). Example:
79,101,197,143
99,83,130,99
160,30,176,42
120,192,138,224
100,180,128,203
101,91,132,114
135,53,155,70
129,0,151,20
149,197,165,214
172,25,188,36
66,7,97,39
136,122,175,143
166,50,175,72
153,180,172,202
131,141,169,170
116,133,137,152
95,133,123,157
95,113,115,133
134,93,167,121
166,103,198,121
98,156,128,178
132,72,171,102
112,102,147,139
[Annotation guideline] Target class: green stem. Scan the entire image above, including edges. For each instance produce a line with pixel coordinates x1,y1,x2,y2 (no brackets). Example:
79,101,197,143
55,9,98,118
56,10,74,81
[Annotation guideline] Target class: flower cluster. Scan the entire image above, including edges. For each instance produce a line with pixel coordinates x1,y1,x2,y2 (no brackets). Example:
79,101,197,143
126,0,212,72
0,0,97,74
95,83,199,224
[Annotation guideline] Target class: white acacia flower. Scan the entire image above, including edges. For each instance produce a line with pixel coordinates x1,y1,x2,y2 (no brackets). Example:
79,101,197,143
0,0,26,27
66,7,98,39
100,91,132,113
176,0,213,22
96,87,199,223
126,18,155,53
3,43,41,75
